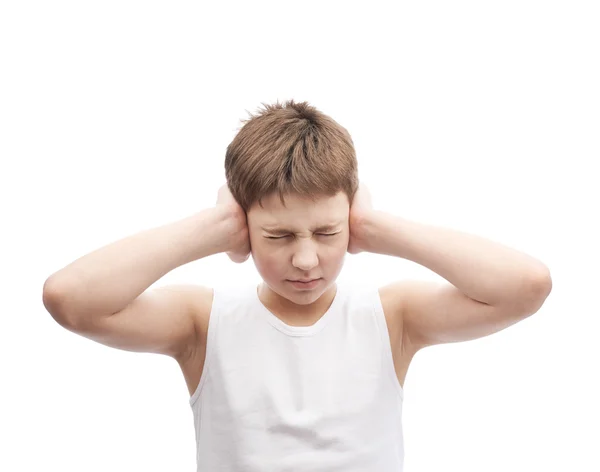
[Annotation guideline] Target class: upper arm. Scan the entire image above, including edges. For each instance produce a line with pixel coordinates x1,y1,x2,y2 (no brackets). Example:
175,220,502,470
387,278,551,351
50,284,213,361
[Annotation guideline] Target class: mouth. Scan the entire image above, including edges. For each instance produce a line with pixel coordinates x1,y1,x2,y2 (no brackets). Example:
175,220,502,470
287,278,322,289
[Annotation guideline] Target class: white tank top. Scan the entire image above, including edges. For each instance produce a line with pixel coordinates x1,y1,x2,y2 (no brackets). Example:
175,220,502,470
189,282,405,471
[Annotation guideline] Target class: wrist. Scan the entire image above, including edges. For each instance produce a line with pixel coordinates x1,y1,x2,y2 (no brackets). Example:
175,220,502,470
177,207,229,261
212,205,248,253
356,210,390,255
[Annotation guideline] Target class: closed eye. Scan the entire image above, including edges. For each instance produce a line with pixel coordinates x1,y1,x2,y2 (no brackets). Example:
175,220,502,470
266,233,339,240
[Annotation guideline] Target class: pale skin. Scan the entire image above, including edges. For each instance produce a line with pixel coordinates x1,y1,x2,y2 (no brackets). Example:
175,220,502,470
43,183,552,398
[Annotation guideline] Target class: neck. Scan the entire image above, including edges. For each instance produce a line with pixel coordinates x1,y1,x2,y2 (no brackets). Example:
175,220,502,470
258,282,337,320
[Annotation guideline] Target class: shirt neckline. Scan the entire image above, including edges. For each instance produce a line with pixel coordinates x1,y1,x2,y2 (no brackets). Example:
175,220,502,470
252,283,343,337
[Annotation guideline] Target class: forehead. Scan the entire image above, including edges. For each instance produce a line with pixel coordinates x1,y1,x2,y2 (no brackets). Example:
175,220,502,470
249,191,349,229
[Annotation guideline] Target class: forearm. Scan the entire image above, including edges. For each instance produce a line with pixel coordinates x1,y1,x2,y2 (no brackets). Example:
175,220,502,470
43,206,231,320
361,210,551,306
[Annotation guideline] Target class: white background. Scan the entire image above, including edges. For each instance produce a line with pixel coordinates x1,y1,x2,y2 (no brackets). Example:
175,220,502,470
2,1,598,471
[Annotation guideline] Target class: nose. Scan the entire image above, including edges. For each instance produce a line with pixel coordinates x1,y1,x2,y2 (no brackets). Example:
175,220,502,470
291,240,319,271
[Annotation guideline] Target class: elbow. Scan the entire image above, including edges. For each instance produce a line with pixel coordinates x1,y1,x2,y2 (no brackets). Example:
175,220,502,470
532,265,553,298
522,267,553,315
42,278,77,328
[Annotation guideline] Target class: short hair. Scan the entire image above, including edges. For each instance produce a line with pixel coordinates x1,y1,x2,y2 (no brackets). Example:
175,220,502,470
225,99,359,212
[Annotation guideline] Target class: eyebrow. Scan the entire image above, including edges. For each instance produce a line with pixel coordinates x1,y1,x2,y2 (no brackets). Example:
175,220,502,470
261,223,341,234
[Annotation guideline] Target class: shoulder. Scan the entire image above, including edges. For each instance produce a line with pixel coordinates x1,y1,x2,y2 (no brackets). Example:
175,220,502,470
185,284,248,355
190,284,215,324
378,282,403,338
174,284,214,363
378,280,422,357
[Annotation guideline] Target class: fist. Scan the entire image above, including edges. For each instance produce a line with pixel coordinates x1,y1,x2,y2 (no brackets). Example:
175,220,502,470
216,184,251,263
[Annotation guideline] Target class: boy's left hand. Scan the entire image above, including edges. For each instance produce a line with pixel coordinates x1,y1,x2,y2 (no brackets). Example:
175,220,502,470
347,181,374,254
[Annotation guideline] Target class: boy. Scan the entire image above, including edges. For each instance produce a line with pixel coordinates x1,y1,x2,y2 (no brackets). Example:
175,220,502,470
42,99,552,471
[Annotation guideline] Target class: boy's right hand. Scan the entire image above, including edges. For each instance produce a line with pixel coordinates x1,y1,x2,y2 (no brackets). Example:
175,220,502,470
216,184,251,263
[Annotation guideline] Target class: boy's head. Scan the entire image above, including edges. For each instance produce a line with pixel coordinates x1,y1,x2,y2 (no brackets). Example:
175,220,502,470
225,99,359,307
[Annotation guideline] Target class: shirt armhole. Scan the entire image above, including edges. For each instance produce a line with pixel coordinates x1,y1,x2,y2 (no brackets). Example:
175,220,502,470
189,287,220,407
372,286,405,401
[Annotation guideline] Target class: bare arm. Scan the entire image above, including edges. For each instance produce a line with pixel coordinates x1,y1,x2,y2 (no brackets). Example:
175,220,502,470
43,207,230,319
42,203,247,359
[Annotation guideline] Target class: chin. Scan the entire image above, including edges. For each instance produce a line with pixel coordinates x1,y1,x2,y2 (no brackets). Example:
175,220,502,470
286,281,331,300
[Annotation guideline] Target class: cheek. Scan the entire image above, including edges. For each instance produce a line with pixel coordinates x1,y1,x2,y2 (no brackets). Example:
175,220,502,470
330,235,350,256
252,247,284,279
331,245,349,265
